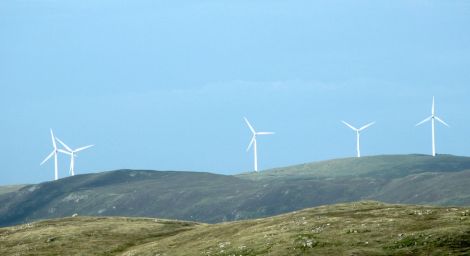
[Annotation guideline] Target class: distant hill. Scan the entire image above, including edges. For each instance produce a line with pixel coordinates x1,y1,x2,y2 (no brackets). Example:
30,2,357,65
1,201,469,255
240,154,470,179
0,185,25,196
0,171,260,226
240,154,470,205
1,154,470,227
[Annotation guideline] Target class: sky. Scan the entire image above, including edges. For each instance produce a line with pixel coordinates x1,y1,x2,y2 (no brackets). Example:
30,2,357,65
1,0,470,185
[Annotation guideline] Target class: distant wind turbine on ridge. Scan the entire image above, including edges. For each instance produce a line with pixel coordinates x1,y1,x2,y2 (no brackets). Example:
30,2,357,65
56,138,94,176
416,96,449,157
40,129,59,180
244,117,274,172
341,121,375,158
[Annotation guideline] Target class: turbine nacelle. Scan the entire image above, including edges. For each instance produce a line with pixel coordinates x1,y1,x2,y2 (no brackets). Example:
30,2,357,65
244,117,274,151
56,137,94,176
416,96,449,157
342,121,375,133
40,129,60,180
244,117,274,172
342,120,375,158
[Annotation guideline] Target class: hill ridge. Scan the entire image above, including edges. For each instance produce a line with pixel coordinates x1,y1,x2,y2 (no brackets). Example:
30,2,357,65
1,154,470,227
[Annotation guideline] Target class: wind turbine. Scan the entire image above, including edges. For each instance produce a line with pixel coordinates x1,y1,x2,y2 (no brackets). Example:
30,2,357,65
40,129,59,180
416,96,449,157
244,117,274,172
56,138,94,176
341,121,375,158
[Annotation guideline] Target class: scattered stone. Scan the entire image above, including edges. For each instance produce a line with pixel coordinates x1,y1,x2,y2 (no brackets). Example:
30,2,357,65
46,237,56,243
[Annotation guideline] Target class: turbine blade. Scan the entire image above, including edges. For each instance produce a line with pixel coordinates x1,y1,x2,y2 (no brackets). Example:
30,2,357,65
243,117,256,134
75,145,94,152
50,129,57,149
341,121,358,131
58,149,72,155
432,96,435,116
435,116,449,127
40,151,54,165
55,137,72,152
416,116,432,126
256,132,275,135
359,121,375,131
246,136,255,151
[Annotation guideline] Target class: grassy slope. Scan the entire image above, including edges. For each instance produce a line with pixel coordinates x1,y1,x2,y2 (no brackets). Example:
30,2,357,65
0,185,26,196
0,170,261,226
238,154,470,206
0,202,469,256
1,154,470,227
239,154,470,180
0,217,199,255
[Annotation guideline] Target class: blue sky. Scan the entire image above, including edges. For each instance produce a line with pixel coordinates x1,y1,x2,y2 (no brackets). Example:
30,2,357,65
1,0,469,184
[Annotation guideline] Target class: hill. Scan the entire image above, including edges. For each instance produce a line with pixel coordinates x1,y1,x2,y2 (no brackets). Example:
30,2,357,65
0,185,25,196
239,154,470,179
0,170,261,226
1,154,470,227
0,201,469,255
240,154,470,205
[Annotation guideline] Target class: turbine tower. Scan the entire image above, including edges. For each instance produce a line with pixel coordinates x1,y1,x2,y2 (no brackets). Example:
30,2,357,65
56,138,94,176
416,96,449,157
244,117,274,172
341,121,375,158
40,129,59,180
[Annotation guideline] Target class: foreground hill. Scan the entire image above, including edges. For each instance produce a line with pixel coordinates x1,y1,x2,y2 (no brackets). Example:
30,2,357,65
1,154,470,227
0,202,469,255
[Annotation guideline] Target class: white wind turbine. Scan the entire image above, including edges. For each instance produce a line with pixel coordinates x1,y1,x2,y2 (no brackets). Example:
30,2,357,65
342,121,375,158
40,129,59,180
416,96,449,157
244,117,274,172
55,138,94,176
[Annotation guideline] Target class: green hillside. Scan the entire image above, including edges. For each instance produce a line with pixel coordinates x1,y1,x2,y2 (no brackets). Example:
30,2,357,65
239,154,470,179
0,185,25,196
1,154,470,227
0,202,469,255
0,170,261,226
